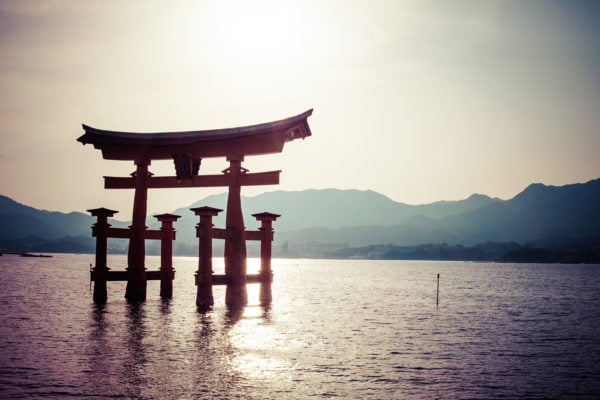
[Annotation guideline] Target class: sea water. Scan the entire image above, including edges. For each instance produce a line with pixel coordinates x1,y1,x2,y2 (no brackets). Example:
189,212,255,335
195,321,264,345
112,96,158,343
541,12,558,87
0,254,599,399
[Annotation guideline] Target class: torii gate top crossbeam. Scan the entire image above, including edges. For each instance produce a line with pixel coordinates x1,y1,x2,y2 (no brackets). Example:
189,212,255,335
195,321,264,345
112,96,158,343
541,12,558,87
77,109,313,161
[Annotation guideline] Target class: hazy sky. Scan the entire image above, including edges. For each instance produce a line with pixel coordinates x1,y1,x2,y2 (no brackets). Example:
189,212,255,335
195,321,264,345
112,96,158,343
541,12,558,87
1,0,599,218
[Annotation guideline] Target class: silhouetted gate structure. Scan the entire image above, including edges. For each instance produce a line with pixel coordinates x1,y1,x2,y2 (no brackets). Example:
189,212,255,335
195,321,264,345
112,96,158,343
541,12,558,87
78,109,312,306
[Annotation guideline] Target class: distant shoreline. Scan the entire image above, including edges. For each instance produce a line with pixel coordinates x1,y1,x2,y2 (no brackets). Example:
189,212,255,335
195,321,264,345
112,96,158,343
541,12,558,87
2,247,599,265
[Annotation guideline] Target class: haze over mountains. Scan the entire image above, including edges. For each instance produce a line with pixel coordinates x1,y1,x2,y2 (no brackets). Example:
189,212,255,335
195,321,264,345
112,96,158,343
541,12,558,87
1,178,599,258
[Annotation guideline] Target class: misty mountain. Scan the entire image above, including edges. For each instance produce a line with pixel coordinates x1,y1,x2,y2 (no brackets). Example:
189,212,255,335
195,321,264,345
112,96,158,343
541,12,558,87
0,195,93,239
278,179,600,247
424,179,600,244
1,179,599,255
159,188,499,233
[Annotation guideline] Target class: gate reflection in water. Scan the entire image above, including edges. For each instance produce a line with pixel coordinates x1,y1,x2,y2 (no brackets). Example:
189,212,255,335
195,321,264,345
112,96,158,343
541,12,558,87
86,256,274,398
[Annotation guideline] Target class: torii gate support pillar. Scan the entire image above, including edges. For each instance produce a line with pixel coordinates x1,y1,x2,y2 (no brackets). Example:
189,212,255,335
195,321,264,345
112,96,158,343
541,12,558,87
253,212,280,306
192,206,222,309
252,212,280,282
88,207,118,303
155,213,180,299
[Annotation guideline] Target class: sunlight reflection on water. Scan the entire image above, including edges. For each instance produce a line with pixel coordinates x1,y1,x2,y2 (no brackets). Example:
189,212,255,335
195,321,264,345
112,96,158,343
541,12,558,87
0,254,599,399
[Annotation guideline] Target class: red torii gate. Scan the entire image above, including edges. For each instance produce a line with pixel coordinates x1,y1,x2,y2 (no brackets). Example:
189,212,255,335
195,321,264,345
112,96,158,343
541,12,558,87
78,109,312,304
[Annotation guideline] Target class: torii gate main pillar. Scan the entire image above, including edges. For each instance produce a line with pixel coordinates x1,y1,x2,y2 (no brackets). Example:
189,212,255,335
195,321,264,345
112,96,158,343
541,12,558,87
224,156,248,306
125,159,150,301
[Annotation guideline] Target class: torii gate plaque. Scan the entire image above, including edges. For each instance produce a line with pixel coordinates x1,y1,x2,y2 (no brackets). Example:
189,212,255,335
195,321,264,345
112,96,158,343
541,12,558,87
78,109,312,303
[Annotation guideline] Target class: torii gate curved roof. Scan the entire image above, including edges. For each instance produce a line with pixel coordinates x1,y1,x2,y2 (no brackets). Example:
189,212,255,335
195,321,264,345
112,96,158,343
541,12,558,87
77,109,313,161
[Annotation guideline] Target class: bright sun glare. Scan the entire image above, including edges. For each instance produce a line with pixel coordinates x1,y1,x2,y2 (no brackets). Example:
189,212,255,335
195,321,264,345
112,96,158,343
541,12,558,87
197,0,309,69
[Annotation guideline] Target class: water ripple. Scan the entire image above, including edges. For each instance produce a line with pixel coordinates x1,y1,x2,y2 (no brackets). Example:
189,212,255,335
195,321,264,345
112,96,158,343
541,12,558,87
0,255,599,398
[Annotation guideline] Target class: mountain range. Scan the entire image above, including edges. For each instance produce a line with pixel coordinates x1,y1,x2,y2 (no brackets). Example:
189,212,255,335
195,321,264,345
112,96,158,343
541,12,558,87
1,178,599,259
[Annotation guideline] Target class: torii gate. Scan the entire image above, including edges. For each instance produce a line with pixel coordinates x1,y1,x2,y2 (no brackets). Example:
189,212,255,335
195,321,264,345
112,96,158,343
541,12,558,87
78,109,312,304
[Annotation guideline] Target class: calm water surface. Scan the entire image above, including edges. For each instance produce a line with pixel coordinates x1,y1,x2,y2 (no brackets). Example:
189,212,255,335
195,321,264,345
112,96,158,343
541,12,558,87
0,254,599,399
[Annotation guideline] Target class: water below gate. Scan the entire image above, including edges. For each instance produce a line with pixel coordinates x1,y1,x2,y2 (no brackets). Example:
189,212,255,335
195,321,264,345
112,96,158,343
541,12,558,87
1,254,599,399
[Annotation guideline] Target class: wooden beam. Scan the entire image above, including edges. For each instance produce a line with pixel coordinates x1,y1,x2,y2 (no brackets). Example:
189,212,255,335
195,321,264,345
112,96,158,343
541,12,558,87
91,270,169,281
107,227,130,239
91,270,266,284
211,229,262,241
212,228,228,240
212,274,268,285
144,230,164,240
105,170,281,189
104,227,174,240
245,230,262,241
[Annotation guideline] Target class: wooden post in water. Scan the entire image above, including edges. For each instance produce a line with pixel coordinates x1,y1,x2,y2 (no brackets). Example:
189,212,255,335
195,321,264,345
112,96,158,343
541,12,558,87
436,273,440,307
252,212,280,283
224,156,248,307
192,206,222,309
154,213,180,299
88,207,118,303
125,159,151,302
252,212,280,306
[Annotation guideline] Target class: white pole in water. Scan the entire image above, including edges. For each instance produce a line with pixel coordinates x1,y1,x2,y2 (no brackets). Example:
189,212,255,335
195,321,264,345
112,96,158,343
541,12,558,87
436,273,440,307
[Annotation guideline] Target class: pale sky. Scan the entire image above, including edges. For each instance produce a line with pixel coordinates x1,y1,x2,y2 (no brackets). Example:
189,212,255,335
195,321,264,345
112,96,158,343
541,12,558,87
1,0,599,218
